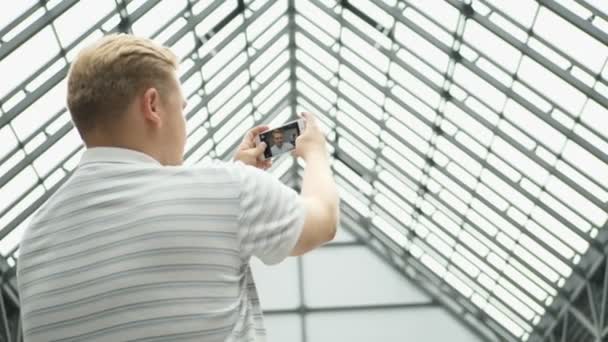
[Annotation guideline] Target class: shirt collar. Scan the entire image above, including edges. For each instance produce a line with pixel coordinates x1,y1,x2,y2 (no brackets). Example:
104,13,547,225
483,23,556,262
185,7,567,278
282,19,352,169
79,147,161,166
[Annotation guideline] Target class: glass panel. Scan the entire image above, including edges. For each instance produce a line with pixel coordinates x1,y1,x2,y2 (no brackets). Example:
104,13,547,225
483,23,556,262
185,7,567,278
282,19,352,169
265,314,302,342
307,307,483,342
251,257,300,310
303,246,431,307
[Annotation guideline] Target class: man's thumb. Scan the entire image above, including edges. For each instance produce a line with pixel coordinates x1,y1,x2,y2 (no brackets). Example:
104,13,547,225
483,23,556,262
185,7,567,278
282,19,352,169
256,142,267,153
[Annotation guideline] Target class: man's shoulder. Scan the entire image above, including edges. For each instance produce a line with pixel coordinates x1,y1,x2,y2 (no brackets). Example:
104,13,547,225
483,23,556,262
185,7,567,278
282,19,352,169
184,159,247,173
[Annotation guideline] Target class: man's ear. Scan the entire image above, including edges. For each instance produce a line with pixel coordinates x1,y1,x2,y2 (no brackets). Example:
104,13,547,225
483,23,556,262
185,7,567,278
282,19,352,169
141,87,162,128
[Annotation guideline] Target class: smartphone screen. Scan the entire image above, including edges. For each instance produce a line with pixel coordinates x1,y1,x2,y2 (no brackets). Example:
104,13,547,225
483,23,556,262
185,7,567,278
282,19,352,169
259,121,301,159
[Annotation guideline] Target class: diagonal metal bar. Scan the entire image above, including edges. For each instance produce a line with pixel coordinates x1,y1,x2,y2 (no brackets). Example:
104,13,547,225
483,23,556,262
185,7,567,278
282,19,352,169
586,282,600,336
537,0,608,47
601,260,608,334
0,3,42,39
561,312,568,342
0,1,78,61
0,111,72,190
572,0,608,21
13,312,21,342
569,305,598,338
264,300,438,315
0,286,11,342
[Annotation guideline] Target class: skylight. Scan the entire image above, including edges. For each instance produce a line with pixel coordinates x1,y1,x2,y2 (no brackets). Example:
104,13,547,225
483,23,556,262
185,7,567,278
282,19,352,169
0,1,606,341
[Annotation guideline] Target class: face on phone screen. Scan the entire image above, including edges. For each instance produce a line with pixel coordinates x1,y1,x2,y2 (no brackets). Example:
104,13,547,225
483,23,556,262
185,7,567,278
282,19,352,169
259,122,301,159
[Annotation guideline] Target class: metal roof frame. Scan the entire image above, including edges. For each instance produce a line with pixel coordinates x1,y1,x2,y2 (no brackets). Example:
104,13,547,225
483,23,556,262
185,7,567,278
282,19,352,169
0,1,607,341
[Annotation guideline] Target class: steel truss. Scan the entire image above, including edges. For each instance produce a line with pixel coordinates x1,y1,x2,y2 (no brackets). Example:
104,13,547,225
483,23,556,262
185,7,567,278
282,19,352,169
532,226,608,342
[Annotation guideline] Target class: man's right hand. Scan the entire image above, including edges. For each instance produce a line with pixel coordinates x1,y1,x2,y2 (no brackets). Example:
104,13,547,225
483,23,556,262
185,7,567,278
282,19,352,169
294,112,327,160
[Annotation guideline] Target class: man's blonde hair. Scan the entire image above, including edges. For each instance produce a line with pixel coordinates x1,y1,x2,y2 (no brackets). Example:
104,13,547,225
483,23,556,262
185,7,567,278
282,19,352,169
67,34,178,136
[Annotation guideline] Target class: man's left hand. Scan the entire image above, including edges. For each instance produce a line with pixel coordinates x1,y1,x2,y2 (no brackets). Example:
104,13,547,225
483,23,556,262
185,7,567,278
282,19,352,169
233,125,272,170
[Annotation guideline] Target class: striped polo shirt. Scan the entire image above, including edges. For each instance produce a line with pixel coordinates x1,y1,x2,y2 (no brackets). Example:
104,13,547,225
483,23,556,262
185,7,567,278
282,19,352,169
17,147,305,342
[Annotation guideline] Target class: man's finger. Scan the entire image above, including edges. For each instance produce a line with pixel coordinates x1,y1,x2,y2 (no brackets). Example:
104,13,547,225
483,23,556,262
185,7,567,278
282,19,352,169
300,112,317,128
247,125,270,138
241,125,269,147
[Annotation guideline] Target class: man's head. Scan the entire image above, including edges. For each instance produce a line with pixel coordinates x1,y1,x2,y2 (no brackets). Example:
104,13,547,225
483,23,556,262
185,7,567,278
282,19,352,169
272,130,284,147
67,34,187,165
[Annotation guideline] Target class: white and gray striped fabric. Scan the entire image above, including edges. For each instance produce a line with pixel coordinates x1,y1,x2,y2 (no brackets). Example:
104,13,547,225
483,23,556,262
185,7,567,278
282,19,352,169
17,147,305,342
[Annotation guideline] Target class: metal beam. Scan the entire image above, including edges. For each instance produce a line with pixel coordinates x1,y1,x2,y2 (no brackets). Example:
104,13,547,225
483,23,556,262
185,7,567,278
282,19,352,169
288,3,306,342
264,300,439,316
532,255,608,342
0,1,78,61
537,0,608,47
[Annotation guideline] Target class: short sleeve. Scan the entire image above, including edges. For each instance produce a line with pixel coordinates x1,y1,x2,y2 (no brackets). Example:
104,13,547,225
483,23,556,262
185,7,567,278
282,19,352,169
233,162,306,265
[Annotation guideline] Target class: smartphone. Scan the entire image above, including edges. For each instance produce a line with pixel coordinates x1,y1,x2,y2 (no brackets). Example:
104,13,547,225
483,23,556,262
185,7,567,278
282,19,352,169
255,119,306,160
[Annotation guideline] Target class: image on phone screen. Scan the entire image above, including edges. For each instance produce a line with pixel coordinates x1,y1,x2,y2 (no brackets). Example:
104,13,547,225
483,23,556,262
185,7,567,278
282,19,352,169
259,122,301,159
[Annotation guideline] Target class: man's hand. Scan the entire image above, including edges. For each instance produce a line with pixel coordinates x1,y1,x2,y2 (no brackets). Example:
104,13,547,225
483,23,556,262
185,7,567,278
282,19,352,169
294,112,327,161
233,125,272,170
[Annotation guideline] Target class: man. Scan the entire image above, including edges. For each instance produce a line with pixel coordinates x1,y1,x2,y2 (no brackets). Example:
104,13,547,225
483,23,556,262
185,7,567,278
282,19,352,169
269,129,294,156
17,34,339,342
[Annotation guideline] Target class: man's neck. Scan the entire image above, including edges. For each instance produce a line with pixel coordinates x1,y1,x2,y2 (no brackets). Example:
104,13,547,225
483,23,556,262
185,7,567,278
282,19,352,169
85,135,165,165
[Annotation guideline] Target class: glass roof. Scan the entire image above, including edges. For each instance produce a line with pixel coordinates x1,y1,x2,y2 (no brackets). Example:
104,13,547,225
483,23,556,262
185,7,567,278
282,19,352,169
0,1,607,341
